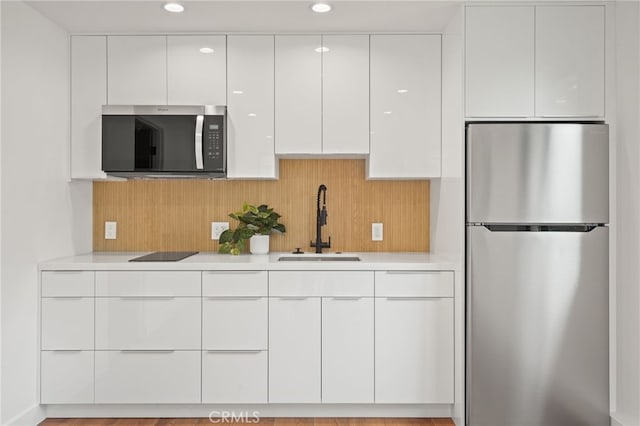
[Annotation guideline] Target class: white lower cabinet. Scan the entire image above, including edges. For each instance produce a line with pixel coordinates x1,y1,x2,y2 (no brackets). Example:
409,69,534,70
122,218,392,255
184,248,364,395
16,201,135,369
95,297,201,350
202,350,267,403
375,297,454,404
95,350,200,403
203,297,267,350
41,297,94,350
322,297,374,403
268,297,321,403
41,351,94,404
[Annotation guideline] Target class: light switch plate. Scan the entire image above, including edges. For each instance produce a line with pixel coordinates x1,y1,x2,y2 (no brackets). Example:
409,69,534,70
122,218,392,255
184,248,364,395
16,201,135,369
212,222,230,240
105,221,117,240
372,223,383,241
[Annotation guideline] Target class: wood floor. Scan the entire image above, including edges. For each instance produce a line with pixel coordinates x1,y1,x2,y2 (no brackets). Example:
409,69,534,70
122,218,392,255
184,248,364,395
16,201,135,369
40,418,455,425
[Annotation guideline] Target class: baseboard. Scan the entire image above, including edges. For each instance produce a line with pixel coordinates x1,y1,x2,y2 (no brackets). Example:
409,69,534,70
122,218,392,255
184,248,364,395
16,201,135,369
610,413,636,426
5,404,45,426
45,404,453,419
611,414,623,426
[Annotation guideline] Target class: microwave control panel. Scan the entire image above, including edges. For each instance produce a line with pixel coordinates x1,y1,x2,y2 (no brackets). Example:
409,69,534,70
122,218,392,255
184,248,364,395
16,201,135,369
203,115,225,170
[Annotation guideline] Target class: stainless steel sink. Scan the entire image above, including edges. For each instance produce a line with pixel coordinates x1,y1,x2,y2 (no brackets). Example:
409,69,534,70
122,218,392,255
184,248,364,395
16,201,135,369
278,255,361,262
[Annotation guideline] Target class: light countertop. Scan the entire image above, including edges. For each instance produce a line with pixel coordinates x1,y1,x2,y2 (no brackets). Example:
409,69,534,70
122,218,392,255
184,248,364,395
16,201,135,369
39,251,459,271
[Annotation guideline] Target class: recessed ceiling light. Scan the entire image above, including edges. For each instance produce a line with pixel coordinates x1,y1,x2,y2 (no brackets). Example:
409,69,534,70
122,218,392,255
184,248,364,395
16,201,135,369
314,47,330,53
199,47,214,54
164,2,184,13
232,90,244,95
397,89,409,94
311,2,332,13
383,111,393,115
248,113,257,117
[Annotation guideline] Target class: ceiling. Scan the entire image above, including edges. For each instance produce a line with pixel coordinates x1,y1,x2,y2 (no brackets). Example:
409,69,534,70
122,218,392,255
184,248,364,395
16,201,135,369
26,0,464,33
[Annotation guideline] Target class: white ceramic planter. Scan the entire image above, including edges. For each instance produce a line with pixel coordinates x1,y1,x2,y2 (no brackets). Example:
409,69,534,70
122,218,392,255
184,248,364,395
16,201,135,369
249,235,270,254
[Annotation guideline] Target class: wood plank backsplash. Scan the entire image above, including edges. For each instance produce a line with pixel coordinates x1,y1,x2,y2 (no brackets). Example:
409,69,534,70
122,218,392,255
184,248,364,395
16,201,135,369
93,160,429,252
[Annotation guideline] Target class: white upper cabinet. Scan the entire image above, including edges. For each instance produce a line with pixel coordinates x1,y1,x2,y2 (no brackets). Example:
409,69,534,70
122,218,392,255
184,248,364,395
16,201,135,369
227,36,277,179
107,36,167,105
369,35,441,179
465,5,605,119
275,35,322,154
535,6,605,118
275,35,370,155
465,6,535,118
322,35,370,155
167,35,227,106
70,36,107,179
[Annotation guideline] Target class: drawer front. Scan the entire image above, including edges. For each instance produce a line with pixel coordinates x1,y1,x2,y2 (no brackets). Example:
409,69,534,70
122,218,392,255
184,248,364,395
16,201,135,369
202,271,267,296
42,298,94,350
95,271,201,296
95,298,201,350
375,271,454,297
269,271,374,297
41,350,94,404
95,350,200,403
42,271,94,297
203,298,267,350
202,350,267,403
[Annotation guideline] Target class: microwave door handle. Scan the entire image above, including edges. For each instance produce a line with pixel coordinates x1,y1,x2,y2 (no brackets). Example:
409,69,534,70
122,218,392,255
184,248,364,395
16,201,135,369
195,115,204,170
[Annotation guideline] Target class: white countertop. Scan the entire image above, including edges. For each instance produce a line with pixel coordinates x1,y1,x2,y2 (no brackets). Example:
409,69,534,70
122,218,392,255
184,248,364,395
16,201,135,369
39,251,459,271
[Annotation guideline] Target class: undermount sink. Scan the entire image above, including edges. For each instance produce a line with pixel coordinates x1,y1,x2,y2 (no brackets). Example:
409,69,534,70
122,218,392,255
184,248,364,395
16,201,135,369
278,254,361,262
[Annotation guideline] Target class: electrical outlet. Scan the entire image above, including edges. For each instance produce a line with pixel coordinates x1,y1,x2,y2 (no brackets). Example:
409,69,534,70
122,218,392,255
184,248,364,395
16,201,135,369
211,222,230,240
372,223,383,241
105,221,117,240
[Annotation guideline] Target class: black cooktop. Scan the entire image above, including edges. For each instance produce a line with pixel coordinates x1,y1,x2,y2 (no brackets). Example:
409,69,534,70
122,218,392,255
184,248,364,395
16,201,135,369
129,251,198,262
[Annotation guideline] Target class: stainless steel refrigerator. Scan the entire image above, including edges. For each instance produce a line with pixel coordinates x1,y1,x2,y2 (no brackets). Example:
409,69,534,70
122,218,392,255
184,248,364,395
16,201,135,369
466,123,609,426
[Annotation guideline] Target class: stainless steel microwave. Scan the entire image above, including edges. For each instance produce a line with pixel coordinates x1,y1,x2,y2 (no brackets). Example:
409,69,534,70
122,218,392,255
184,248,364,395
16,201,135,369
101,105,226,178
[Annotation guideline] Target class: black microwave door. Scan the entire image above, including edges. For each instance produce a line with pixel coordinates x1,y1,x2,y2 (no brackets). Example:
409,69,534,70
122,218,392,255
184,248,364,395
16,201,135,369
102,115,199,172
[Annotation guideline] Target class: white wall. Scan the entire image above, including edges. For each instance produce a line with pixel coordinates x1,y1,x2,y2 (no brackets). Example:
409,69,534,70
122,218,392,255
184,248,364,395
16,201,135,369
1,2,93,424
614,2,640,426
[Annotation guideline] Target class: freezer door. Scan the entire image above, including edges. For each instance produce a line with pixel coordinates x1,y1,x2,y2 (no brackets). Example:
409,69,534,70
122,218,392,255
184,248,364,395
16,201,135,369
466,225,609,426
467,123,609,224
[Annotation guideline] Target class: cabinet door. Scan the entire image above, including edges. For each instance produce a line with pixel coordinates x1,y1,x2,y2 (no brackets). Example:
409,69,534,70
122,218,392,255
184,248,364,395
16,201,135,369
41,351,94,404
535,6,605,117
465,7,535,117
95,298,201,350
375,297,454,403
41,298,94,350
202,350,267,403
369,35,441,179
322,35,369,155
167,35,226,106
322,297,374,403
107,35,167,105
274,35,322,154
70,36,107,179
95,350,200,403
202,297,267,350
269,297,321,403
227,36,277,179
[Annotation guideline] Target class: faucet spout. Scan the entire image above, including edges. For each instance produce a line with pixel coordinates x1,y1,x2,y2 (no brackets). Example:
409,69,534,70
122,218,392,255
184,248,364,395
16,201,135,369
310,184,331,253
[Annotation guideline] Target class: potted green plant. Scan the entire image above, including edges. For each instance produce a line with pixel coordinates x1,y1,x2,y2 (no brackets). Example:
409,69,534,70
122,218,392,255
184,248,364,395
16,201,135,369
218,203,286,255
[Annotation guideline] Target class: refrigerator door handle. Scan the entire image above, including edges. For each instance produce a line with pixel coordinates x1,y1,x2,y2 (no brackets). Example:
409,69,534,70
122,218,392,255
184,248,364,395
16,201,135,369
482,224,601,232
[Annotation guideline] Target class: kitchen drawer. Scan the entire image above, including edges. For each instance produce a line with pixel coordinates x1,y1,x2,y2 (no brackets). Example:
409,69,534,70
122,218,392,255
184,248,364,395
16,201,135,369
203,297,267,350
95,298,201,350
375,271,454,297
202,350,267,403
42,271,94,297
202,271,267,296
42,298,94,350
41,350,94,404
95,350,200,403
95,271,200,297
269,271,374,297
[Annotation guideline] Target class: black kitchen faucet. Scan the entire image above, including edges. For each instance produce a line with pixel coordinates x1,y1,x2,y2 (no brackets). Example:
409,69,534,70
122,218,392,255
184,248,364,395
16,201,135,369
310,184,331,253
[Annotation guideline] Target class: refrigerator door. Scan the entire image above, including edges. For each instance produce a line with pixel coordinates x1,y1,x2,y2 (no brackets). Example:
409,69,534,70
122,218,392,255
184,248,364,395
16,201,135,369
466,225,609,426
467,123,609,224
